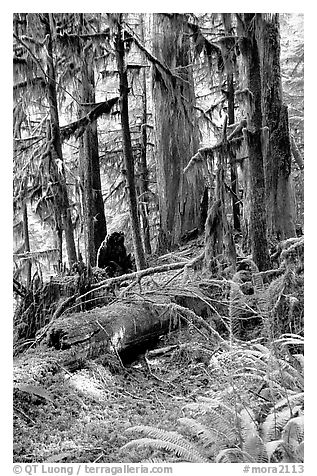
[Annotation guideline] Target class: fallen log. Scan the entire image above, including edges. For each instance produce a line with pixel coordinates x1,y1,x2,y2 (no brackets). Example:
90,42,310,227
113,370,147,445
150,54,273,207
13,288,228,386
46,299,177,356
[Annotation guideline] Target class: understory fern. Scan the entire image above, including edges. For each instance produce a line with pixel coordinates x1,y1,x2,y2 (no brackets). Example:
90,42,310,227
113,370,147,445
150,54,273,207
120,336,304,463
121,426,209,463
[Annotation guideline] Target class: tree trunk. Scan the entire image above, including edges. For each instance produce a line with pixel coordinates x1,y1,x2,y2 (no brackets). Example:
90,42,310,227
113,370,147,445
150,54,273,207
43,13,77,267
139,14,152,256
256,14,296,240
114,15,147,270
227,74,241,231
13,108,32,286
152,13,205,249
78,28,107,267
221,14,240,232
14,286,223,381
22,202,32,287
55,227,63,272
239,14,270,271
78,14,107,267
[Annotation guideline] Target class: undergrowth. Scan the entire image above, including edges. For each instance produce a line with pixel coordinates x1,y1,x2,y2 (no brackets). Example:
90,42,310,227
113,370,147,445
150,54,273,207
120,335,304,463
120,249,304,463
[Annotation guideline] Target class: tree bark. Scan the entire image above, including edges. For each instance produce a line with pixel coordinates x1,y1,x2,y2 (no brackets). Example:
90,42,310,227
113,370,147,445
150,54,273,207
22,203,32,287
239,14,270,271
78,18,107,267
221,14,240,232
256,14,296,240
139,14,152,256
255,14,296,240
43,13,77,267
227,75,241,232
14,288,223,382
114,15,147,270
152,13,205,249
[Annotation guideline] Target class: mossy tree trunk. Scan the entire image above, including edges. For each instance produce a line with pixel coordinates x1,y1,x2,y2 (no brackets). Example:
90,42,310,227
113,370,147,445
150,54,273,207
78,15,107,267
114,14,147,270
239,14,270,271
13,112,32,286
221,13,240,232
256,14,296,240
152,13,205,249
43,13,77,267
22,203,32,287
139,14,152,256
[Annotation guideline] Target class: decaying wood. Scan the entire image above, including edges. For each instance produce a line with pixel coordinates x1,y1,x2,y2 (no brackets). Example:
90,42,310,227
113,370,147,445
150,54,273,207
78,261,191,301
13,291,222,385
146,343,180,357
45,299,176,352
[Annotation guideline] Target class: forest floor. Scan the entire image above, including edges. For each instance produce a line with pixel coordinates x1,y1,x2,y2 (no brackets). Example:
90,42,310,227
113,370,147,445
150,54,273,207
13,235,304,464
14,323,225,463
14,236,228,463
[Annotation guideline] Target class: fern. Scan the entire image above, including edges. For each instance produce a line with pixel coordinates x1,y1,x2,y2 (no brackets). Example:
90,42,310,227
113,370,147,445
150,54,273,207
265,439,284,461
121,330,304,464
262,406,295,442
244,434,268,463
239,407,257,442
178,417,228,449
281,415,304,461
122,426,209,463
216,448,254,463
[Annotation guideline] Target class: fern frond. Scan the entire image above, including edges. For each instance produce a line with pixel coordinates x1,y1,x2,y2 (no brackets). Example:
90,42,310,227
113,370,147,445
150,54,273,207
295,441,304,462
273,334,304,347
183,401,237,443
251,343,270,354
125,426,187,446
273,392,304,412
282,416,304,447
216,448,254,463
265,439,284,461
268,361,303,390
184,402,233,426
178,417,228,448
121,438,208,463
124,425,208,458
196,395,236,416
239,408,258,442
262,406,293,442
243,434,268,463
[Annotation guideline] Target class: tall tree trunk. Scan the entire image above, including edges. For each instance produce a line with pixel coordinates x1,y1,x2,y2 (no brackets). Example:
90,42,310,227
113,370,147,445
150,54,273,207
43,13,77,267
13,106,32,286
55,227,63,272
22,202,32,287
239,14,270,271
114,15,147,270
227,73,241,232
256,14,296,240
78,18,107,267
152,13,205,249
139,14,152,255
221,13,240,232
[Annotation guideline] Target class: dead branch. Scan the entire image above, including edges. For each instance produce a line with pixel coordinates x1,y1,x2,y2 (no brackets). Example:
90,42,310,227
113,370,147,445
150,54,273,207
146,344,180,357
60,97,119,141
78,261,190,302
